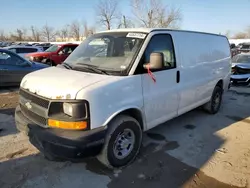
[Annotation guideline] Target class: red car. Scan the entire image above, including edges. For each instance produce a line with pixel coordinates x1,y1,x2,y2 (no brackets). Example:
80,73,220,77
25,43,78,66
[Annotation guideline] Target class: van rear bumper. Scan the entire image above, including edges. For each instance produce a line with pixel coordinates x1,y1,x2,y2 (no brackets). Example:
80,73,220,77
15,105,106,159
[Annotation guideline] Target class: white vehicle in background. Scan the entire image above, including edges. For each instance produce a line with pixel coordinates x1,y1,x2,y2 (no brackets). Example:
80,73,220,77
15,28,231,168
4,45,44,57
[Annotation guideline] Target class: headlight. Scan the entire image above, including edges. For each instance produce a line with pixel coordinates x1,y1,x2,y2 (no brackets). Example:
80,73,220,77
48,101,89,130
63,102,86,118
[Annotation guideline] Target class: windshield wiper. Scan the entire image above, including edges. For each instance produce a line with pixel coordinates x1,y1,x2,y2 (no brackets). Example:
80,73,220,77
62,62,72,69
74,63,109,75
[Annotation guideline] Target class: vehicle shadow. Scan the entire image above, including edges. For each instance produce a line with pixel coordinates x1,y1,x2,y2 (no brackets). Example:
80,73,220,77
0,86,19,94
0,89,249,188
0,108,19,137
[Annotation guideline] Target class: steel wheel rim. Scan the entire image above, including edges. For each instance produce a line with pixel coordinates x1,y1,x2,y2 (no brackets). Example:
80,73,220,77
113,128,135,160
213,92,221,110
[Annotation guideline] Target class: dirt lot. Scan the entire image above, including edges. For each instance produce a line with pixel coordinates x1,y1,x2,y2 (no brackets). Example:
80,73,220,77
0,86,250,188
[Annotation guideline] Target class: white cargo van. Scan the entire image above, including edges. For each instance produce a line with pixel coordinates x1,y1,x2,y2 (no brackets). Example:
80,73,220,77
15,28,231,168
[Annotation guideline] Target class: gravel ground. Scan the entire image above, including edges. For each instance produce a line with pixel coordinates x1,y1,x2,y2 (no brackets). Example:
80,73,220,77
0,87,19,110
0,87,250,188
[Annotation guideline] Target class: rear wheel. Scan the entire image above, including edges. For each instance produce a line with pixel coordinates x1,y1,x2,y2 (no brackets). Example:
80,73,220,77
203,86,223,114
97,115,142,168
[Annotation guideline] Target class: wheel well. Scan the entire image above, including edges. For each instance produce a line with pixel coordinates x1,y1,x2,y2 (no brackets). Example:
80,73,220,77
216,80,223,89
118,108,144,131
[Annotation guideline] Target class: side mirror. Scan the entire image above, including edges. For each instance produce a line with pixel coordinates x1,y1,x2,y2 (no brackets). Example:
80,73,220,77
143,52,164,70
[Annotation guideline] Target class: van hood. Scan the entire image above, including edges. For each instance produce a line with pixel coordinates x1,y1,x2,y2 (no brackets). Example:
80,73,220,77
20,67,111,99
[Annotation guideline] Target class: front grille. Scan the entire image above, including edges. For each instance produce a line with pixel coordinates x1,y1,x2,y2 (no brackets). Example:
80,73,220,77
19,89,49,108
20,105,47,126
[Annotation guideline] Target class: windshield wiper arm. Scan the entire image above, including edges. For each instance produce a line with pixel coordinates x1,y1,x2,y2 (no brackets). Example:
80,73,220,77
74,63,109,75
62,62,73,69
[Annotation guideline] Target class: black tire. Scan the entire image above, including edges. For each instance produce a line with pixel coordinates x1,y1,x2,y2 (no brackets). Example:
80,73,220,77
203,86,223,114
43,151,65,162
46,59,55,66
97,115,142,168
232,80,238,86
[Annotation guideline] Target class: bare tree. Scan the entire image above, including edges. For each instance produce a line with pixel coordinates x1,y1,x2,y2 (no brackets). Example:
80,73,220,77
131,0,182,28
83,22,96,37
0,30,6,41
41,23,57,42
118,15,135,28
83,22,90,37
57,25,70,41
88,26,96,36
16,29,24,41
31,26,41,42
246,26,250,38
224,30,231,38
232,32,248,39
14,28,27,41
96,0,120,30
231,26,250,39
70,21,81,41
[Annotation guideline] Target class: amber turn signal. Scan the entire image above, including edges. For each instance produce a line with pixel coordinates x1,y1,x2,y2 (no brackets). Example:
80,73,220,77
48,119,87,130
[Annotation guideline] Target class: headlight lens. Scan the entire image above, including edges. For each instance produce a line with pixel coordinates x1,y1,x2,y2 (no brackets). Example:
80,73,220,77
63,103,73,116
63,102,86,118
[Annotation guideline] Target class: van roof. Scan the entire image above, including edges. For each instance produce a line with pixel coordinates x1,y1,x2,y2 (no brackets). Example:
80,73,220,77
97,28,226,37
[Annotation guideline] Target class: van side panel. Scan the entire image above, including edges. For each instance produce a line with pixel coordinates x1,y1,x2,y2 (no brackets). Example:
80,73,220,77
172,32,231,115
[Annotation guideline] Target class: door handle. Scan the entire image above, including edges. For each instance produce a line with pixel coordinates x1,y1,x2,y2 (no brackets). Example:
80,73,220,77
176,71,180,83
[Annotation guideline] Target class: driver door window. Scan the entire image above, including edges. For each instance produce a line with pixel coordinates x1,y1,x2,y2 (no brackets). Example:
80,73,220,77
144,34,176,70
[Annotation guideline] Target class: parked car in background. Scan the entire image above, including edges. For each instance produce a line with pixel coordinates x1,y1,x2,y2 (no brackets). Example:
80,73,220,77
25,43,78,66
0,41,13,47
34,43,52,51
0,49,49,86
238,42,250,53
231,53,250,86
4,45,44,58
231,53,250,68
230,43,240,57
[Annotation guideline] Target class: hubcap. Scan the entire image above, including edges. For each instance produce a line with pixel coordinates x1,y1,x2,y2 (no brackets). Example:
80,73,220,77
113,128,135,160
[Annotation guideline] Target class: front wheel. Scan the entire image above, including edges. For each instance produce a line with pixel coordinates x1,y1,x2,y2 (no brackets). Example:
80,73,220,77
97,115,142,168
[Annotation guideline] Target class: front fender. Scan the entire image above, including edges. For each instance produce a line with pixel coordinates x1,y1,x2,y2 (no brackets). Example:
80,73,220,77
103,106,145,128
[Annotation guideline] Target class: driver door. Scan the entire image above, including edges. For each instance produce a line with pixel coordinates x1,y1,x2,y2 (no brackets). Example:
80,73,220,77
140,34,180,130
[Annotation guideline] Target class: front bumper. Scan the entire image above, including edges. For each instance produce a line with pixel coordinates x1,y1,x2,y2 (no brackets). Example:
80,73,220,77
15,105,106,159
231,74,250,85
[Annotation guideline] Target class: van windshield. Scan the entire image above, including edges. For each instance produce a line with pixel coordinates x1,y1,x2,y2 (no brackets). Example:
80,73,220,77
65,32,146,75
